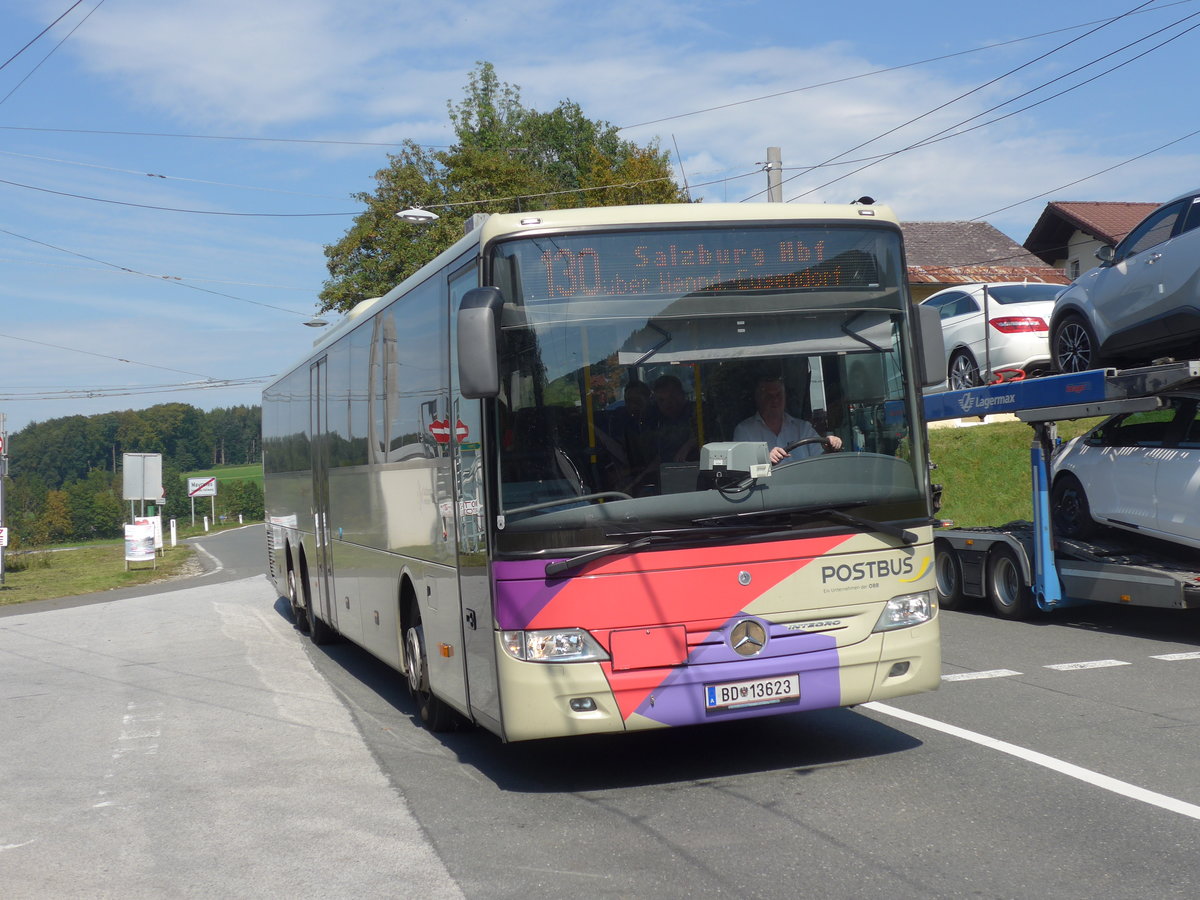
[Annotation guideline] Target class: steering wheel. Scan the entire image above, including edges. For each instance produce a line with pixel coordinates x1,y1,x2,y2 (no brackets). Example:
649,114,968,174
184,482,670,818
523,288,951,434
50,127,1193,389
782,436,834,454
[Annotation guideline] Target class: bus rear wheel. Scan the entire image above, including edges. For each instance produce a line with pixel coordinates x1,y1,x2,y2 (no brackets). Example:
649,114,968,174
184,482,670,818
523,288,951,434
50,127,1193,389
987,546,1034,620
404,619,456,732
288,566,310,632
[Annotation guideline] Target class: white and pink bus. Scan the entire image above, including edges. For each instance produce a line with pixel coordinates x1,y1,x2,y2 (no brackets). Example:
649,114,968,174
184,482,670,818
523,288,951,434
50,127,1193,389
263,202,944,741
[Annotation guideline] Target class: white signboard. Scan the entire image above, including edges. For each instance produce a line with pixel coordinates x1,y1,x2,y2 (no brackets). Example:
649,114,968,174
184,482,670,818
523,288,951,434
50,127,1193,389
123,453,163,502
134,515,163,550
188,477,218,498
0,527,8,547
124,523,156,562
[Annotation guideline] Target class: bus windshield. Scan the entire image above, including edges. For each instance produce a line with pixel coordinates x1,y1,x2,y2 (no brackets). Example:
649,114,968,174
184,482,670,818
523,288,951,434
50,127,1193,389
489,224,929,552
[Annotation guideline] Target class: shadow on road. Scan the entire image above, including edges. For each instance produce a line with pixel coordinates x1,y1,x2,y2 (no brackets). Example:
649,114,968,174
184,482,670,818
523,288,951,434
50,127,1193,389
272,593,926,793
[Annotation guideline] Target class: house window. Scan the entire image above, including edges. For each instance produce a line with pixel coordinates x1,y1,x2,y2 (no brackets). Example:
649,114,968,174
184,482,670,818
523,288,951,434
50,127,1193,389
1068,259,1080,279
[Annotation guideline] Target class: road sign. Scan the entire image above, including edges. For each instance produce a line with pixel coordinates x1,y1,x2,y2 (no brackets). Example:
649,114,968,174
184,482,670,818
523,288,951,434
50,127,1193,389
188,476,217,497
0,527,7,547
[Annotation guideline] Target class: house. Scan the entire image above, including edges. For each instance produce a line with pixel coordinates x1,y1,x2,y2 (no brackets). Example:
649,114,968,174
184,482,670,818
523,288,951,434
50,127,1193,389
901,220,1069,303
1022,201,1158,280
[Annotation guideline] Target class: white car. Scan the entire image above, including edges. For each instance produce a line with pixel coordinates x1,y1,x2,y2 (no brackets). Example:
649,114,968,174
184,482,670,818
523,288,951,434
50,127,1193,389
1051,188,1200,372
920,282,1061,391
1051,392,1200,550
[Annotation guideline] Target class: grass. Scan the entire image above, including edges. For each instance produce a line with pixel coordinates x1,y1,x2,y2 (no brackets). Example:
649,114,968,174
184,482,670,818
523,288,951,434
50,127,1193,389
185,463,263,489
929,417,1100,527
0,542,199,606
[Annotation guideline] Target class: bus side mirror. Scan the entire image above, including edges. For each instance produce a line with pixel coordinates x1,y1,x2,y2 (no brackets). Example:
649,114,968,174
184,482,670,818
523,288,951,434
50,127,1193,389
916,303,946,389
458,286,504,399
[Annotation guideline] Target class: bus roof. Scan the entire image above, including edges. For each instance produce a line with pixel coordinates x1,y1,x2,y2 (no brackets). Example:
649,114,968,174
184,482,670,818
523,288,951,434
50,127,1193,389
476,201,899,245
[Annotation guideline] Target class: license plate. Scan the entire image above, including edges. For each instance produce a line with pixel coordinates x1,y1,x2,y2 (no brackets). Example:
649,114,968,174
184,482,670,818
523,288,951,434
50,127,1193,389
705,674,800,710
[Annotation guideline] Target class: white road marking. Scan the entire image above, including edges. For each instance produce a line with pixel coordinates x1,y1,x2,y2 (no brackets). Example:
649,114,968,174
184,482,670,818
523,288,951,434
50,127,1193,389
866,701,1200,821
1151,651,1200,661
942,669,1022,681
1044,659,1130,671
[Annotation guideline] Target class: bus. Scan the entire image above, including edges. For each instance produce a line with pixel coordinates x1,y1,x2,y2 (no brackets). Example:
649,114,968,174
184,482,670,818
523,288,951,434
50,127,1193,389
263,202,947,742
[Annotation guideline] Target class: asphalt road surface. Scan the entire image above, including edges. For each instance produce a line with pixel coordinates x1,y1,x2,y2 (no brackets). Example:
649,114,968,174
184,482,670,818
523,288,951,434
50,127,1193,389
3,525,1200,898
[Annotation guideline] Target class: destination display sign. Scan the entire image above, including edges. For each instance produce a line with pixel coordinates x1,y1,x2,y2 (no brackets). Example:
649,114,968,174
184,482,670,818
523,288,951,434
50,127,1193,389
498,227,890,301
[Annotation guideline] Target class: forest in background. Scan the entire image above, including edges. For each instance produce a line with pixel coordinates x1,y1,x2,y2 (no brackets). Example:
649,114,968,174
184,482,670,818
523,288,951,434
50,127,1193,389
5,403,262,546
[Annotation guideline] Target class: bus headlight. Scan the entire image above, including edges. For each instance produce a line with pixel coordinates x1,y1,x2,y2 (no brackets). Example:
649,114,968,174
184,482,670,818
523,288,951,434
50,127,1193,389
872,591,935,632
501,629,609,662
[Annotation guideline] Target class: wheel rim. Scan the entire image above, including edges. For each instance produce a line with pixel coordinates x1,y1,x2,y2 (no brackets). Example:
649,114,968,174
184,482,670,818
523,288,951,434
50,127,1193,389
1056,321,1092,372
405,626,426,695
1055,486,1083,535
991,556,1020,609
949,354,978,390
287,569,299,614
935,552,959,599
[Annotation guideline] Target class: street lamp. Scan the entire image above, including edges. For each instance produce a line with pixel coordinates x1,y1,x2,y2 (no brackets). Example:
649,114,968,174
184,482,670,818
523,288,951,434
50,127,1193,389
397,207,439,224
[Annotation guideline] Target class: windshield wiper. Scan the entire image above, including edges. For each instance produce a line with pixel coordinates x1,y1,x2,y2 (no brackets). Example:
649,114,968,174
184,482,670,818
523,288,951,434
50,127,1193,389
544,526,742,577
694,502,923,545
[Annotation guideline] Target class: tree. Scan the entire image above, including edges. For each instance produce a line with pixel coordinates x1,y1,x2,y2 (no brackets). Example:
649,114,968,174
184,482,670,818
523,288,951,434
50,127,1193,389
319,62,688,312
34,490,72,545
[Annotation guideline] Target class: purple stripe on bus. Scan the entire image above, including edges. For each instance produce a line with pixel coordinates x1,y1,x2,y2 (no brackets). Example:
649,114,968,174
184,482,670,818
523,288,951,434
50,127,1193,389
492,559,571,629
632,635,842,727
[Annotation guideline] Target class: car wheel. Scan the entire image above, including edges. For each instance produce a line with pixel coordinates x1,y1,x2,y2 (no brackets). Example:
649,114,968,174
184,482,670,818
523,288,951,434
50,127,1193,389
1051,473,1098,540
934,538,970,610
1052,314,1100,373
948,351,981,390
986,545,1034,620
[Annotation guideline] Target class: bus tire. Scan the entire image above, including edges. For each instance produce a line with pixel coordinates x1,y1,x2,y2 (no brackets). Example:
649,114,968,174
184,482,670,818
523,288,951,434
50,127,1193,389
287,564,310,632
933,539,969,610
300,557,336,645
404,618,456,732
986,545,1034,620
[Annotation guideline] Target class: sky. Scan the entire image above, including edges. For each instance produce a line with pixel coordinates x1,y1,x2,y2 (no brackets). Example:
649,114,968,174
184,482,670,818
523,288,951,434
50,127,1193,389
1,0,1198,434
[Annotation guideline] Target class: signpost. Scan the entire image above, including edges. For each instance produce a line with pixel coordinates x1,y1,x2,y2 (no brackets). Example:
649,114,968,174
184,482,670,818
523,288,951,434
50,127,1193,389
188,476,217,526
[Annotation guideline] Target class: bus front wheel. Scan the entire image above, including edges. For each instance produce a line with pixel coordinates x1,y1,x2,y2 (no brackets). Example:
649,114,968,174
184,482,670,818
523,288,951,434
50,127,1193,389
404,619,456,732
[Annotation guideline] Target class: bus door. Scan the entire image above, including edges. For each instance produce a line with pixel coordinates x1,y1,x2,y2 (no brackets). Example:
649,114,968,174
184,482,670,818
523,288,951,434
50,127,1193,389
449,264,501,729
309,357,338,632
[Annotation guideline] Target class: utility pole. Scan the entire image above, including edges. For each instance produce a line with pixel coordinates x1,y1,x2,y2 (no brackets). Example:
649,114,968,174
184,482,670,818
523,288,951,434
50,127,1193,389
765,147,782,202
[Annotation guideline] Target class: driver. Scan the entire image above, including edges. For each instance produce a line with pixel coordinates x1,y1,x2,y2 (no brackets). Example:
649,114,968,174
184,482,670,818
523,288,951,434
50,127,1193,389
733,376,842,464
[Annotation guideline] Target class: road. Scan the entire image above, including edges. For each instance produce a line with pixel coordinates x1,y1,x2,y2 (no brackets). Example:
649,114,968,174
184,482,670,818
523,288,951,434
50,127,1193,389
3,526,1199,898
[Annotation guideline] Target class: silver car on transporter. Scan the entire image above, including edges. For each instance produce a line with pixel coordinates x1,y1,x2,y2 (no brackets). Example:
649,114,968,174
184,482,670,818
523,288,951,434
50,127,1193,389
1051,189,1200,373
919,281,1061,390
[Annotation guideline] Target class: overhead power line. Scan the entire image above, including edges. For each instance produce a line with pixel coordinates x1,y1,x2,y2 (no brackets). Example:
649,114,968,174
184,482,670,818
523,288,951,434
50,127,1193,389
0,178,360,217
0,124,428,148
972,126,1200,221
618,1,1198,131
0,225,317,317
769,0,1165,202
0,0,86,73
0,330,220,380
0,0,106,108
0,376,274,402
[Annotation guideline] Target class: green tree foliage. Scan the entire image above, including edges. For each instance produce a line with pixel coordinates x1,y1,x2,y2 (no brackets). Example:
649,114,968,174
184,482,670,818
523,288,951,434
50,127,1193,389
35,490,72,544
319,62,689,312
6,403,263,544
219,480,264,522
